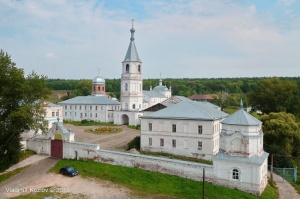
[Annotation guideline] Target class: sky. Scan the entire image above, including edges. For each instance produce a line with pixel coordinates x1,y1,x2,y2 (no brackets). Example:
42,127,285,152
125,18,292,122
0,0,300,79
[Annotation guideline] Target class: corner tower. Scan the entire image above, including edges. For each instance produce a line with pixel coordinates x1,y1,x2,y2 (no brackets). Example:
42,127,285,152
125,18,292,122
120,19,143,111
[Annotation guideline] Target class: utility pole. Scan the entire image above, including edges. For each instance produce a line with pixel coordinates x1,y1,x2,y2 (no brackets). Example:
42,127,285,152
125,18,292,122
202,168,205,199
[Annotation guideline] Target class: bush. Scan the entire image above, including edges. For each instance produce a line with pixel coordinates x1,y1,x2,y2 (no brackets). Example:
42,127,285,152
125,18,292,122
127,136,140,150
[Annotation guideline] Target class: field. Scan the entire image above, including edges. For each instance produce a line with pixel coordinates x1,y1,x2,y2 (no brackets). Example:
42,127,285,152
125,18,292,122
49,159,278,199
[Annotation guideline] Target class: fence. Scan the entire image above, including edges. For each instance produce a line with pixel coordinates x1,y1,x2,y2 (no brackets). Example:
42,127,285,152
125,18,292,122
272,167,297,183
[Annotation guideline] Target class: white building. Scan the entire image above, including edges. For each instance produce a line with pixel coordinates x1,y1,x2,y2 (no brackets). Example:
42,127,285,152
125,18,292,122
213,101,269,195
114,21,171,125
140,96,228,161
58,73,121,123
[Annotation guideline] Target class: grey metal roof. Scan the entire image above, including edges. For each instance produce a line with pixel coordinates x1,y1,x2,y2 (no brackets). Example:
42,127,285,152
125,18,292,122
143,90,167,98
124,28,141,62
153,85,168,92
214,151,269,165
222,109,262,126
92,75,105,84
44,102,61,108
58,96,120,105
141,97,227,120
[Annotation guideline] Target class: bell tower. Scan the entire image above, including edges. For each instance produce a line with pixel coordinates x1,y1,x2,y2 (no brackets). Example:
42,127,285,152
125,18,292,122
120,19,143,111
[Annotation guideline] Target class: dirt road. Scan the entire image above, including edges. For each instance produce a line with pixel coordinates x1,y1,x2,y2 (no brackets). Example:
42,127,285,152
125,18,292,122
0,158,131,199
67,124,140,151
0,125,140,199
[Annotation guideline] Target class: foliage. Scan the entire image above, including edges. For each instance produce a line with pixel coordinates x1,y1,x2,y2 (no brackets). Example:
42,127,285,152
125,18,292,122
0,166,29,183
74,79,92,96
248,78,300,116
64,120,119,126
0,50,50,172
50,159,278,199
127,125,140,130
261,112,300,166
140,151,213,165
18,150,36,162
292,159,300,194
127,136,140,150
85,127,122,134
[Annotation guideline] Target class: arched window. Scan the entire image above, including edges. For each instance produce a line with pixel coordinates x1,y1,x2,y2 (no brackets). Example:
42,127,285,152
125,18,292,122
98,86,100,91
125,103,128,110
94,86,95,91
138,65,141,72
133,104,136,109
102,87,104,91
140,84,142,91
125,83,128,91
126,64,129,73
233,169,239,180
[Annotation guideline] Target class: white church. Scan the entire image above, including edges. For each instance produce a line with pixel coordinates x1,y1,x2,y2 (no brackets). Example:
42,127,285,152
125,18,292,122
55,22,269,195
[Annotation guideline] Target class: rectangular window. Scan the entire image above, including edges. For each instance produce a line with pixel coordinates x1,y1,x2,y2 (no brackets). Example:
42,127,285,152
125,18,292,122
172,124,176,132
184,124,189,133
85,106,87,110
80,105,81,110
198,125,203,134
90,113,92,117
65,105,67,110
70,105,72,109
149,123,152,131
149,138,152,146
65,112,67,116
85,113,87,117
52,112,55,117
80,113,83,118
96,113,97,118
96,106,98,110
172,139,176,148
160,138,164,147
198,141,202,150
75,105,77,110
90,106,92,110
75,112,76,116
56,112,59,116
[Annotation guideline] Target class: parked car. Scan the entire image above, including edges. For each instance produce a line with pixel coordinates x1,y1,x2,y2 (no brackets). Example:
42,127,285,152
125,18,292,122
59,166,78,177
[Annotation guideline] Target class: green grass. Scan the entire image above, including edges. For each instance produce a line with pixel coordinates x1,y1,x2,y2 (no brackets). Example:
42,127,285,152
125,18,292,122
65,120,120,126
292,159,300,194
45,90,68,103
140,151,213,165
19,150,36,162
9,187,85,199
128,125,141,130
50,159,278,199
0,166,29,183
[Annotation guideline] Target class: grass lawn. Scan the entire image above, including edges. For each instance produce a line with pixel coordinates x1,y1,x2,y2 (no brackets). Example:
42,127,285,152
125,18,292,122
140,151,213,165
65,120,120,126
50,159,278,199
19,150,36,162
0,166,29,183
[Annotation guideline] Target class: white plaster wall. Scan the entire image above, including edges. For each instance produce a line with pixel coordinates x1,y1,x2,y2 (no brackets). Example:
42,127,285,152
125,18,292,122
141,118,221,161
213,159,265,195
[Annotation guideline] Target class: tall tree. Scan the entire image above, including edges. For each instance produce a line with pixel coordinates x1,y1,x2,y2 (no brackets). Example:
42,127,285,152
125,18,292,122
261,112,300,165
0,50,50,171
247,77,299,114
75,79,92,96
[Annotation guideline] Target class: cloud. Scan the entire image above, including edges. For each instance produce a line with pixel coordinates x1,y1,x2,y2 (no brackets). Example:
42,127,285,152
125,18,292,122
0,0,299,79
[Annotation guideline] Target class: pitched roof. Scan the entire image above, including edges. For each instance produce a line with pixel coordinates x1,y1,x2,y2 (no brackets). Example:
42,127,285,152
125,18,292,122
214,151,269,165
143,90,167,98
141,97,227,120
124,28,140,62
58,95,120,105
221,109,262,126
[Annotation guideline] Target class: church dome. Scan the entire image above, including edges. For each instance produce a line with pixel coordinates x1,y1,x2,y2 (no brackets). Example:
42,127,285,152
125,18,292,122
92,75,105,84
153,85,168,91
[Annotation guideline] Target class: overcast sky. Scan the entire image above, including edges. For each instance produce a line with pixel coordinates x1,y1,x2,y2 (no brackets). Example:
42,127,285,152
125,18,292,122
1,0,300,79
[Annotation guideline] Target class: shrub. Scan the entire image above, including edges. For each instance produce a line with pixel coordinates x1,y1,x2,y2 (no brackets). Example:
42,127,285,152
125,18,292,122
127,136,140,150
